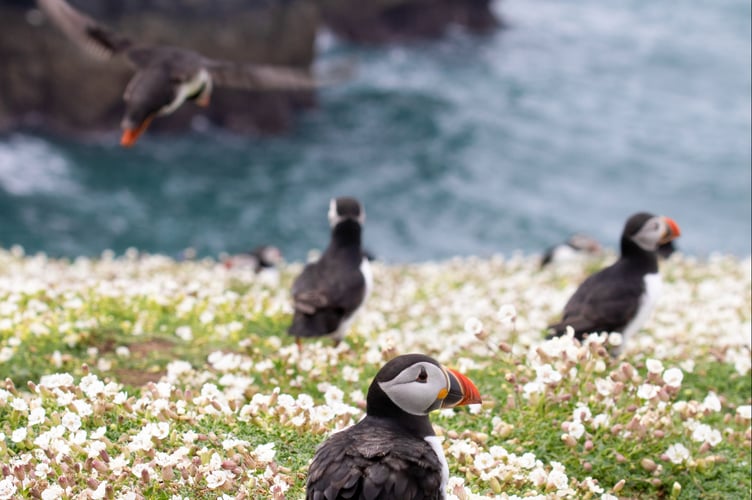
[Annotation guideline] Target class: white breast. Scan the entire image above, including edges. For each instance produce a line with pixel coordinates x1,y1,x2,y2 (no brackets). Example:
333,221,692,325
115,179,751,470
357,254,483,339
161,68,211,115
329,257,373,342
360,257,373,299
424,436,448,499
621,273,662,346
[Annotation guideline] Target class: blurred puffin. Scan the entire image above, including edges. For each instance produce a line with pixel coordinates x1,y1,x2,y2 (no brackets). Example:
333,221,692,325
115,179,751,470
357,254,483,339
289,197,371,349
222,245,283,273
540,233,602,268
37,0,346,146
306,353,482,499
547,212,681,353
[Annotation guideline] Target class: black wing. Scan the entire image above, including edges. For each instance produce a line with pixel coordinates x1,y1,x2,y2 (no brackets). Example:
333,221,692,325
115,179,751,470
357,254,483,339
548,262,644,339
307,420,443,500
289,258,365,338
38,0,133,60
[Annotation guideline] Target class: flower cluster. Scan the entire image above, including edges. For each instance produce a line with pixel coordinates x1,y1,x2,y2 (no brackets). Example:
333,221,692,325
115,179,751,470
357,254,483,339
0,247,749,497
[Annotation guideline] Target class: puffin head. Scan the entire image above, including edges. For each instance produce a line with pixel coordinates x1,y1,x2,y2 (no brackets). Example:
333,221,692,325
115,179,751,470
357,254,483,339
623,212,681,253
251,245,283,268
328,197,365,228
120,69,176,147
567,233,602,254
367,354,481,417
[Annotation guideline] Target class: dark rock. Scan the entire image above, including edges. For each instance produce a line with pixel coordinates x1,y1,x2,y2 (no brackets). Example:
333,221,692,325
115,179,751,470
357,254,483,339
320,0,500,43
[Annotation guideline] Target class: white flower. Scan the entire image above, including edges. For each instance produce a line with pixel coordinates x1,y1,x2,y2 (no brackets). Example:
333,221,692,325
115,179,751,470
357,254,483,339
646,358,664,374
253,442,276,463
702,392,721,412
691,424,722,446
536,364,562,384
663,368,683,388
90,480,107,499
10,398,28,412
41,484,64,500
11,427,27,443
569,421,585,440
637,384,659,400
497,304,517,324
205,470,232,490
175,326,193,341
464,317,483,335
28,407,46,426
665,443,690,464
546,468,569,490
473,452,495,471
0,477,17,499
62,411,82,432
737,405,751,419
80,374,105,398
595,378,614,397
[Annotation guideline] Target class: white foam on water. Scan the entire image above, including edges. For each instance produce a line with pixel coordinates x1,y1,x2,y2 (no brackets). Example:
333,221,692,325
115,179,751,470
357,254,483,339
0,135,81,196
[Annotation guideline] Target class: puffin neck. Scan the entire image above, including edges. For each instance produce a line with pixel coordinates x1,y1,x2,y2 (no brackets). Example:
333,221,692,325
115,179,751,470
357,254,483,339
329,219,362,249
620,237,659,273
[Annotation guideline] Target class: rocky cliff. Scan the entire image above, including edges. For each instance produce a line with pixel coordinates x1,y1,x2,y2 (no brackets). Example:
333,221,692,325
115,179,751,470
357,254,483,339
0,0,499,140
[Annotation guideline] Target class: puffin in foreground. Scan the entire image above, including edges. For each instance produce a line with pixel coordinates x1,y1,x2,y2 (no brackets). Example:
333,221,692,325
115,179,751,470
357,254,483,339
306,353,482,500
547,212,681,353
289,197,372,349
540,233,602,268
37,0,347,146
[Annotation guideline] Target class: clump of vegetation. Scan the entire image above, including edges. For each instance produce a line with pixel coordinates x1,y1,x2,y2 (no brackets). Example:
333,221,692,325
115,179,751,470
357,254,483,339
0,247,749,498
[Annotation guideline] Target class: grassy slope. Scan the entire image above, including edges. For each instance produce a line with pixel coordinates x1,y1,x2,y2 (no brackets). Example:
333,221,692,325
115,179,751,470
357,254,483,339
0,249,750,498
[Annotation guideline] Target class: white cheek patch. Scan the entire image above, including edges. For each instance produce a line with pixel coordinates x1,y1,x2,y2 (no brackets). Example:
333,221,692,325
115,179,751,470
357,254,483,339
328,199,345,227
632,217,664,251
378,363,447,416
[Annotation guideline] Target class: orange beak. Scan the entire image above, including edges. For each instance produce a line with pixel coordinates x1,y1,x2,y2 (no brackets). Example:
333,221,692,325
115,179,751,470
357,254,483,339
442,368,482,408
120,116,154,147
661,217,681,243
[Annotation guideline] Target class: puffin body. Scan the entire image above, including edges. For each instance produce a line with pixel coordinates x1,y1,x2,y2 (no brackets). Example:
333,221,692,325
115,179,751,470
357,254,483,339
306,353,482,500
37,0,345,146
540,233,602,268
289,197,371,347
548,213,681,352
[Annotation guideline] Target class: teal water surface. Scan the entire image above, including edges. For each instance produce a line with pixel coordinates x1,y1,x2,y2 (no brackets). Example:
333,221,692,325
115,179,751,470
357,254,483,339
0,0,750,262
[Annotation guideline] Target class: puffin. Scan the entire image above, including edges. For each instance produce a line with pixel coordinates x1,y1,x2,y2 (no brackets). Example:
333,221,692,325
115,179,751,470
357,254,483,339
37,0,346,146
289,197,372,349
540,233,602,268
222,245,283,273
547,212,681,352
306,353,482,500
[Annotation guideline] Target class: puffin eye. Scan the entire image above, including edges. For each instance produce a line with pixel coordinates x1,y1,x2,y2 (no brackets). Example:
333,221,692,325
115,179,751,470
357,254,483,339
416,367,428,383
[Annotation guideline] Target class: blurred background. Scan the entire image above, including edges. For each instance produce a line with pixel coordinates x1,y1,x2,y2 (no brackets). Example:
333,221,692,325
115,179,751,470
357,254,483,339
0,0,750,263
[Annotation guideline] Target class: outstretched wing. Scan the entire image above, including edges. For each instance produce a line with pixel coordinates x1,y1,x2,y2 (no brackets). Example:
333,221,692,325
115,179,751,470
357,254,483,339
38,0,133,60
205,58,355,91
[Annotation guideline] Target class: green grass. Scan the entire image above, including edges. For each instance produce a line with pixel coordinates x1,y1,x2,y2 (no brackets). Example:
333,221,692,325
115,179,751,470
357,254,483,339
0,251,749,498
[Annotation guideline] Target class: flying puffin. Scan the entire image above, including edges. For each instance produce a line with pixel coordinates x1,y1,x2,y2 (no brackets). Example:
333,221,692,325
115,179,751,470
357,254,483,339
37,0,346,146
306,353,482,500
289,197,372,349
540,233,602,268
547,212,681,353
